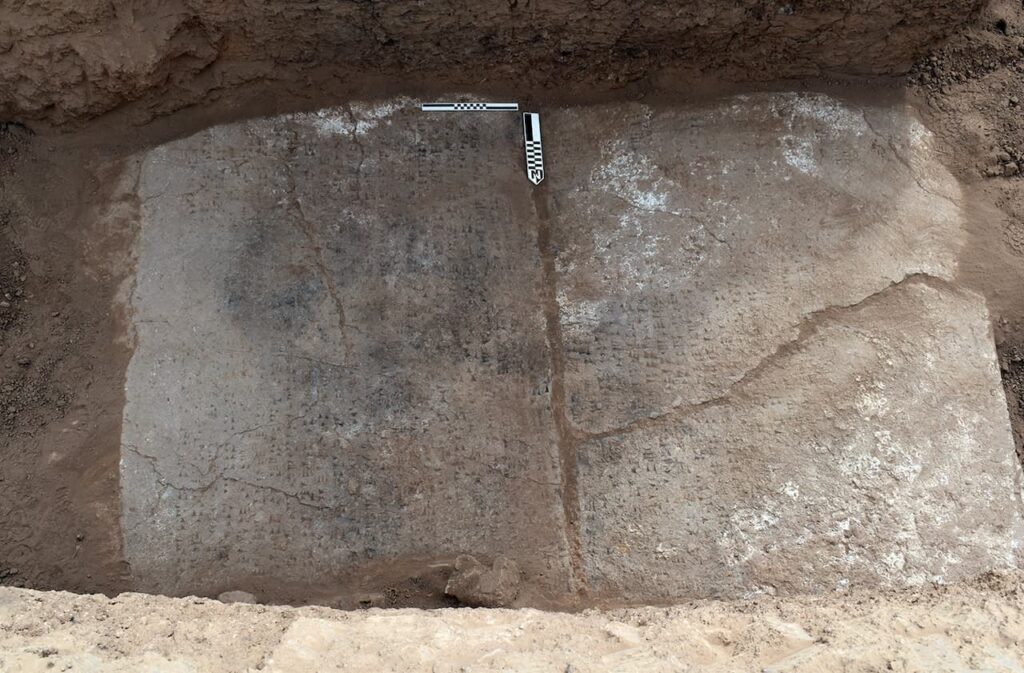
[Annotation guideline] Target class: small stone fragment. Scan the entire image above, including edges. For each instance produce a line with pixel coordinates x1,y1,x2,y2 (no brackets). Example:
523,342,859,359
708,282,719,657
1004,162,1019,177
217,590,257,604
16,356,31,367
444,554,521,608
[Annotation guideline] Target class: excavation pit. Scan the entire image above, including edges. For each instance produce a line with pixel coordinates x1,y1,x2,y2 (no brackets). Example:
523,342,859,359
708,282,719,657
6,0,1024,668
104,93,1023,608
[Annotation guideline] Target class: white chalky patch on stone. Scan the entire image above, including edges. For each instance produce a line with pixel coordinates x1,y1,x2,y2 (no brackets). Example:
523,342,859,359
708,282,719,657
781,135,817,174
592,150,681,216
788,93,869,136
303,98,415,137
558,296,606,340
907,119,931,148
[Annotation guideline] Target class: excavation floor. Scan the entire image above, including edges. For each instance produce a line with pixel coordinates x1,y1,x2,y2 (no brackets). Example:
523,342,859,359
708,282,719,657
111,92,1023,607
3,574,1024,672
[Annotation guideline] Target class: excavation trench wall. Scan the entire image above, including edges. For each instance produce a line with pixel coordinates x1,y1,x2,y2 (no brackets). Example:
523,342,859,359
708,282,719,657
2,0,985,126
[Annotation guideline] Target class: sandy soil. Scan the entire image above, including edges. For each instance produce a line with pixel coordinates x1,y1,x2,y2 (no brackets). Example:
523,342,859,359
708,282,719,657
1,571,1023,671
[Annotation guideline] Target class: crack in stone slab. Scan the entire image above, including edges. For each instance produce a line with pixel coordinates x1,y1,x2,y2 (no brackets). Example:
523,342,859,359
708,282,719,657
576,273,957,445
532,187,589,599
283,147,355,363
220,476,335,512
126,444,334,512
124,444,219,493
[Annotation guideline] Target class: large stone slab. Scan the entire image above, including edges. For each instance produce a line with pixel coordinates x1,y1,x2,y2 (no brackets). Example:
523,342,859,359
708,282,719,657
120,92,1023,604
548,94,964,434
576,280,1024,599
548,95,1023,598
121,100,570,600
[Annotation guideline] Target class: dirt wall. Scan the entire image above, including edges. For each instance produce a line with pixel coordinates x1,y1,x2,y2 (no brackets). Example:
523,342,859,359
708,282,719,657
1,0,985,126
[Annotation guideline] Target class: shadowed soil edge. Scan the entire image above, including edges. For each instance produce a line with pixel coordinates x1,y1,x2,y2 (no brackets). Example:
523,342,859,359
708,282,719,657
1,1,985,128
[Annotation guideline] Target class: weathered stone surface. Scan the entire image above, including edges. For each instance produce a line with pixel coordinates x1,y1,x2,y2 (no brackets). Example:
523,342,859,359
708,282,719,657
121,100,569,601
119,93,1022,604
577,281,1024,599
540,95,1019,598
547,96,1023,598
549,95,963,435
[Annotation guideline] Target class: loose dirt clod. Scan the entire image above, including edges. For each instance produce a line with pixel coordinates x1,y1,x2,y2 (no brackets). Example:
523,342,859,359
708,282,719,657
445,555,522,608
217,591,258,605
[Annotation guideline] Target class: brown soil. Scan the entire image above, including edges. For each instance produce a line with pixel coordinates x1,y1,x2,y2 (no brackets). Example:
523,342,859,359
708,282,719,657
1,1,1023,607
2,1,984,128
0,125,131,595
904,0,1024,464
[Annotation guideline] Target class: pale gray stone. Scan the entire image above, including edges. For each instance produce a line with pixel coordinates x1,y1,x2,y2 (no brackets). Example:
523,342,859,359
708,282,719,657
119,93,1022,604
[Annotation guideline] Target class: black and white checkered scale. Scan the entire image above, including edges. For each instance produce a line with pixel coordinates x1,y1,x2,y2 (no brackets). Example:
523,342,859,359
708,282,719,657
420,102,519,111
523,113,545,185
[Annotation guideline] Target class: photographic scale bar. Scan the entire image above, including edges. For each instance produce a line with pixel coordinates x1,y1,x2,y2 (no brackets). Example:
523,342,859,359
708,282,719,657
421,102,520,111
522,112,545,185
418,102,544,185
